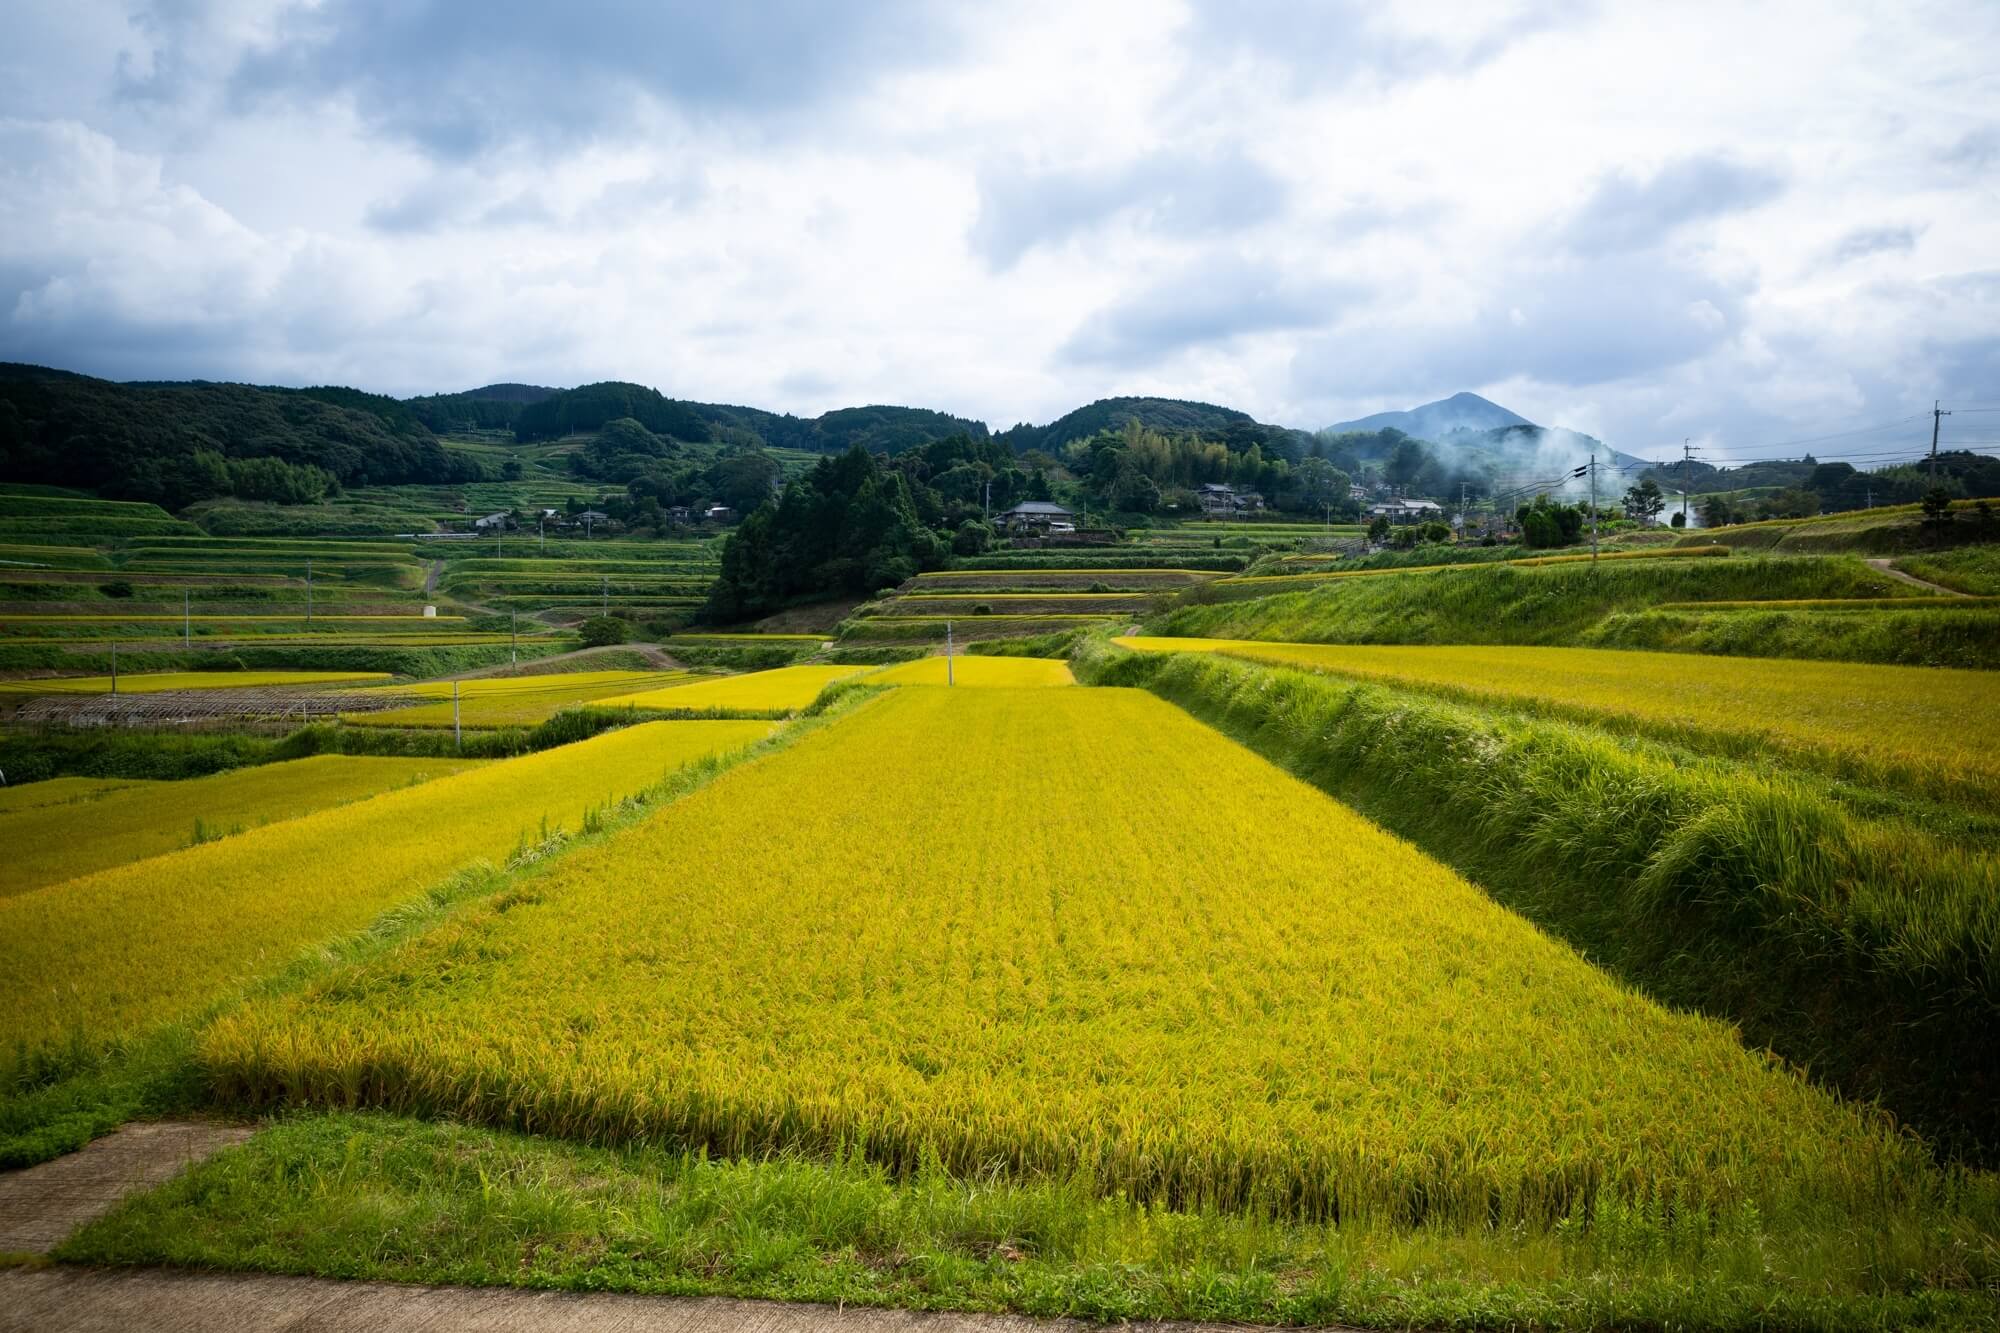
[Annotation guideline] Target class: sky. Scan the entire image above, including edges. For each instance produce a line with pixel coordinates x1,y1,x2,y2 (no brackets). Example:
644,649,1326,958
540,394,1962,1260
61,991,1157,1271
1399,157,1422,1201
1,0,1996,465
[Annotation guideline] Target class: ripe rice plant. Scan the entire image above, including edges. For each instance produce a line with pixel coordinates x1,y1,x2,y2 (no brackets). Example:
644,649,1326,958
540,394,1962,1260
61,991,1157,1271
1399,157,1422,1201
202,689,1942,1230
0,719,772,1060
863,656,1074,687
347,671,700,729
0,756,483,896
1115,636,2000,806
0,777,153,814
596,665,862,715
0,670,392,696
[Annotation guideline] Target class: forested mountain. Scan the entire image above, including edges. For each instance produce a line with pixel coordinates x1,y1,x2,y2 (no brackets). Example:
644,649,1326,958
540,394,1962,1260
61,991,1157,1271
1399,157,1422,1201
999,396,1313,458
1323,392,1532,439
404,383,557,432
0,363,488,509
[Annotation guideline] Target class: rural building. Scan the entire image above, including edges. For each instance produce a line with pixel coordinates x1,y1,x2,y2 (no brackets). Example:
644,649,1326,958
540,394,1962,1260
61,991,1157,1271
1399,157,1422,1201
574,510,610,525
1001,500,1075,532
1368,498,1445,525
1197,483,1264,515
705,505,738,523
473,512,511,531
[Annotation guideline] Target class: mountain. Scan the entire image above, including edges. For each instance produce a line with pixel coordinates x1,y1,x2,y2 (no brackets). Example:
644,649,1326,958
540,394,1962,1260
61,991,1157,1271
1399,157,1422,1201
998,396,1314,458
1322,392,1534,440
404,383,559,432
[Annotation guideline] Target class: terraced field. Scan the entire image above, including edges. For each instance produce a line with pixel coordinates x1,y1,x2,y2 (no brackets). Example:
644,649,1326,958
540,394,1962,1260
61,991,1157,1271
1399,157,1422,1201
0,670,391,696
0,720,773,1055
0,755,483,895
1116,636,2000,803
597,665,862,714
345,670,702,728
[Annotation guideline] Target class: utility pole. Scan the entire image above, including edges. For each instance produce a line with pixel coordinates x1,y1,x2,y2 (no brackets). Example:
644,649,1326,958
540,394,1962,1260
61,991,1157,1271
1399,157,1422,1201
539,515,546,552
452,681,461,751
305,559,313,622
983,478,991,525
1930,400,1951,480
944,621,954,686
184,588,191,649
1681,438,1695,526
510,612,517,666
601,575,608,616
110,642,118,696
1588,454,1599,566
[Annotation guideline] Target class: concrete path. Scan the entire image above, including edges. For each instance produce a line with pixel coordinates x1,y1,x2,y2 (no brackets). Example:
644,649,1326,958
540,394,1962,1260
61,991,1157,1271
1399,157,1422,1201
0,1268,1285,1332
1864,556,1970,596
0,1122,253,1255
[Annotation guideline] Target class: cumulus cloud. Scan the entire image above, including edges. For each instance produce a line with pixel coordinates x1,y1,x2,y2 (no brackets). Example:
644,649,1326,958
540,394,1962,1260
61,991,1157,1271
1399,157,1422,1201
1562,155,1786,254
1179,0,1574,87
1060,254,1349,369
971,146,1288,269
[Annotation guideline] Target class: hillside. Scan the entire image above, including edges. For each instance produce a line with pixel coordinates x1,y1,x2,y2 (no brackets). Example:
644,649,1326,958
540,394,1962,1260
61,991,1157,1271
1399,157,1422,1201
0,363,486,510
1323,391,1533,439
998,395,1315,457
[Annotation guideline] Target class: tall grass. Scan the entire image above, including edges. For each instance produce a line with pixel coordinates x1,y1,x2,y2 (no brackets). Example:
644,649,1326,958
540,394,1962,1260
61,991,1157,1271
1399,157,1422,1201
1075,638,2000,1162
1581,605,2000,668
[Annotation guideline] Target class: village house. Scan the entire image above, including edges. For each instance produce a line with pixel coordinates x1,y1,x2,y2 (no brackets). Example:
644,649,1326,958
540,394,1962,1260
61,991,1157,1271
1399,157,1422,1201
1367,498,1446,525
1000,500,1075,532
472,511,511,531
1197,483,1264,516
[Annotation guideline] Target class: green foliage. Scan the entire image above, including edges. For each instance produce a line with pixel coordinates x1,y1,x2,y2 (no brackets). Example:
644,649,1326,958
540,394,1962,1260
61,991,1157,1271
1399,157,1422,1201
1153,555,1921,648
0,362,486,509
1583,605,2000,669
577,616,629,648
705,445,949,621
515,382,713,444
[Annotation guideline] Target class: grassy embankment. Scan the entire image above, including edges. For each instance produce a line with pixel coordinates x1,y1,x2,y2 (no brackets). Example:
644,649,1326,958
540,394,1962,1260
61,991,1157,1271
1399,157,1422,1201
1154,553,2000,668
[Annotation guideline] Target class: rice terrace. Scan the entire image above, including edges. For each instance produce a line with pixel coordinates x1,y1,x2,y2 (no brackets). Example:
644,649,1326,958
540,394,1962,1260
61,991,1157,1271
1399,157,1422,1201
4,5,2000,1332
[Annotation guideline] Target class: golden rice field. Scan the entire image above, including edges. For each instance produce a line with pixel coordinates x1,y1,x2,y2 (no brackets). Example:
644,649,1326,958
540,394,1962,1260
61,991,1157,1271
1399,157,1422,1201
0,614,464,622
596,665,862,714
0,670,393,696
201,688,1933,1226
1223,545,1731,586
0,776,153,814
0,756,484,897
0,720,772,1058
1116,636,2000,801
864,656,1074,687
346,671,699,729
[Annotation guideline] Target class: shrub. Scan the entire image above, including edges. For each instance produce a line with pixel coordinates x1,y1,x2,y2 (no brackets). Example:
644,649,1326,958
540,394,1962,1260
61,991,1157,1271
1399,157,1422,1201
578,616,629,647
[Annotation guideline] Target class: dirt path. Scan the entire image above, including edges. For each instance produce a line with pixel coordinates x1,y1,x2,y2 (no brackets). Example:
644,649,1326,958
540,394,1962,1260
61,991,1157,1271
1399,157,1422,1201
421,558,444,596
1864,557,1970,596
0,1268,1289,1332
439,641,684,680
0,1122,252,1255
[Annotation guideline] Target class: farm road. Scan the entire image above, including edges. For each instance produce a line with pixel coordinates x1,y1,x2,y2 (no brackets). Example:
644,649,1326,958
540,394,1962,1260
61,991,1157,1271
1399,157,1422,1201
0,1123,1317,1331
0,1269,1304,1332
1864,557,1970,596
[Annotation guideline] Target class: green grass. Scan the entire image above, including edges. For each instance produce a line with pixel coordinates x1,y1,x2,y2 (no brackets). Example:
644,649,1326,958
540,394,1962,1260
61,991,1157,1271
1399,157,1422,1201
56,1111,2000,1331
1896,546,2000,595
1074,636,2000,1164
1581,605,2000,668
1154,555,1925,649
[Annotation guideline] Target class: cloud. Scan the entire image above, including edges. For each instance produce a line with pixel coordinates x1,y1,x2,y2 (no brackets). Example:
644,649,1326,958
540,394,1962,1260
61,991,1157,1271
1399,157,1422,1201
1562,155,1785,254
1179,0,1578,87
1293,252,1746,397
1060,255,1347,369
224,1,966,159
1827,223,1920,265
1940,125,1999,170
971,146,1287,269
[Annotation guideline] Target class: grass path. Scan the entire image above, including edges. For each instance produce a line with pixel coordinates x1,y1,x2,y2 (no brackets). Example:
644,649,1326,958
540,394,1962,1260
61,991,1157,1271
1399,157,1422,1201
1866,556,1971,596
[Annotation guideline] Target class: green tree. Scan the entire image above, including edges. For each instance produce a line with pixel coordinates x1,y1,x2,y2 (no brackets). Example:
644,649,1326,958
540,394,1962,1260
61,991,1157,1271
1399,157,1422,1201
1622,478,1666,525
578,616,628,647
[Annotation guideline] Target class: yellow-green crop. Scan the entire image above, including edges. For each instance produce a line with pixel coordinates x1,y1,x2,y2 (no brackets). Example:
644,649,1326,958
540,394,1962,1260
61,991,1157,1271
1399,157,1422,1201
596,665,862,714
347,671,698,729
0,777,154,814
0,720,772,1058
864,656,1074,687
201,689,1934,1227
0,756,483,896
0,670,392,696
1116,637,2000,801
